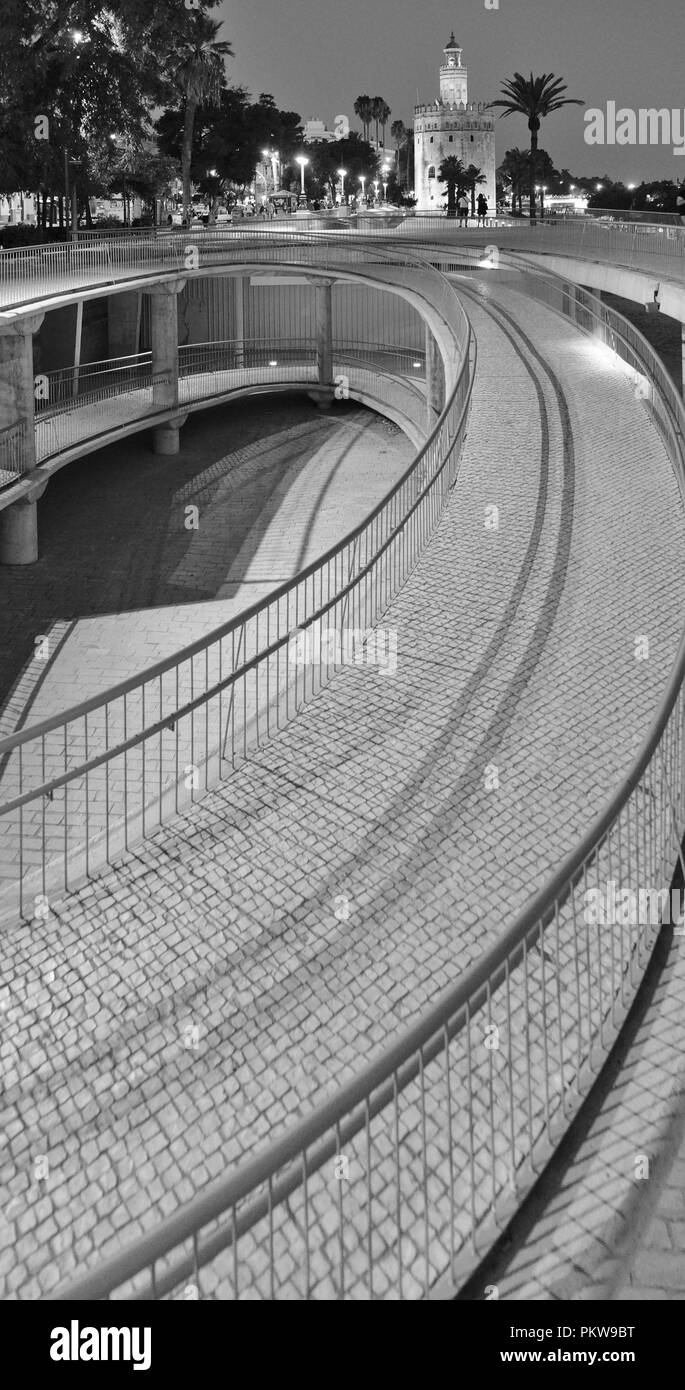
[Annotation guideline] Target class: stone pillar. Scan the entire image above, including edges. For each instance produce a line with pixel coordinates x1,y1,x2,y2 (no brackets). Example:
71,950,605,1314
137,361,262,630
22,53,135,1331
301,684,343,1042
0,311,45,564
107,290,140,360
145,279,186,455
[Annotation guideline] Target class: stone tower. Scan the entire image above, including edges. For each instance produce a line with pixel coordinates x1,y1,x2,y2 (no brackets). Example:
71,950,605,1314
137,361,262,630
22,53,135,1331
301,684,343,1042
440,32,468,108
414,31,496,215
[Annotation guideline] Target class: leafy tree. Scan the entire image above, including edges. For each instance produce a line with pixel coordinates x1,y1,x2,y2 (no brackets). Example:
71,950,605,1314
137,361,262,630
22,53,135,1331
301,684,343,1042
491,73,583,221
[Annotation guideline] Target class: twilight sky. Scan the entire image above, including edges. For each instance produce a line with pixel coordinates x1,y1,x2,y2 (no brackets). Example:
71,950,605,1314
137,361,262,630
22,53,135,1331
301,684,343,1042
218,0,684,182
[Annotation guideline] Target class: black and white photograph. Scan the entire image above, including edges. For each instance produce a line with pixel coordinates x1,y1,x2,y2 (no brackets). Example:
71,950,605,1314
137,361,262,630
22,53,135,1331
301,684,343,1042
1,0,684,1354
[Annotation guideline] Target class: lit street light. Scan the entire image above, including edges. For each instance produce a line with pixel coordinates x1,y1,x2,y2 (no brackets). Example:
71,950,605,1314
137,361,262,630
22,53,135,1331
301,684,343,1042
295,155,309,197
337,167,347,202
359,174,366,203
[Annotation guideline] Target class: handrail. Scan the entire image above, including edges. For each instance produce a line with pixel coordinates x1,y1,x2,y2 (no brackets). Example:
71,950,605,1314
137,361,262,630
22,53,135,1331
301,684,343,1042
0,248,463,756
50,250,685,1302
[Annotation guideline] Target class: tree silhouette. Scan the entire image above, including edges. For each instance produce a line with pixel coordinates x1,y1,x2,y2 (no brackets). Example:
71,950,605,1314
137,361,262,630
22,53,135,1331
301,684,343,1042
490,73,583,221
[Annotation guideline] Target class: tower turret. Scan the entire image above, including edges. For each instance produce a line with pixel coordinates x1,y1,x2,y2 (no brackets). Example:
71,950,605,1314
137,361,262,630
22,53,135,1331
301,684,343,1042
440,31,468,107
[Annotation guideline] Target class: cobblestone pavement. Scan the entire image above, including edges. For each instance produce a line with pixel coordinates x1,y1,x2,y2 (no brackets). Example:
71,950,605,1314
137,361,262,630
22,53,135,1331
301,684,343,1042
454,919,685,1303
1,279,684,1299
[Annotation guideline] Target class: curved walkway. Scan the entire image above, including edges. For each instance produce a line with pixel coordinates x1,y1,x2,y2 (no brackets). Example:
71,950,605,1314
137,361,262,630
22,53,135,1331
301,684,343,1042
1,276,684,1299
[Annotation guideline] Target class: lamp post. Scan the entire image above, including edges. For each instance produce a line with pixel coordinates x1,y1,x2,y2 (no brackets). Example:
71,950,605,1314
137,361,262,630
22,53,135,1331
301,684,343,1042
359,174,366,205
337,167,347,204
295,154,309,199
373,179,379,205
542,184,547,219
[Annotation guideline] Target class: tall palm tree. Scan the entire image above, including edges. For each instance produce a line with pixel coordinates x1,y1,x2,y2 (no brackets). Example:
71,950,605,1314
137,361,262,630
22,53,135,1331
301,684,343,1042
438,155,466,218
354,95,373,143
376,99,391,149
172,13,232,225
490,73,583,222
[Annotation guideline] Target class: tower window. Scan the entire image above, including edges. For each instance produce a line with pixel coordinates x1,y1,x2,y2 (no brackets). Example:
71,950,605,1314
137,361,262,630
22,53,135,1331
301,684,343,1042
427,165,436,178
449,135,453,142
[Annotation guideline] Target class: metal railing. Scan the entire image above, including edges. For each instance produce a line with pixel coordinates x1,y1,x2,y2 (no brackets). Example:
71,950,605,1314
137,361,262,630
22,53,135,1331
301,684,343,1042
0,419,30,483
48,255,685,1302
2,215,685,312
0,242,470,924
28,337,428,467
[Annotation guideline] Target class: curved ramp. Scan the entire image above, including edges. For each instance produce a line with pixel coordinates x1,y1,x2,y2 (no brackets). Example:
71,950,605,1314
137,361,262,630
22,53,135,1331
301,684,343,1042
2,274,684,1298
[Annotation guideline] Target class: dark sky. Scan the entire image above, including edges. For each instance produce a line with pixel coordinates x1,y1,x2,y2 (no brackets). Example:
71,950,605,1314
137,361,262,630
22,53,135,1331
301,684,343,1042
218,0,685,182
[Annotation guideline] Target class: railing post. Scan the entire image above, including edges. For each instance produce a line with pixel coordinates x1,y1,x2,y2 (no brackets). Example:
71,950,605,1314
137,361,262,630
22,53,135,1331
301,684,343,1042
145,277,186,454
0,310,45,564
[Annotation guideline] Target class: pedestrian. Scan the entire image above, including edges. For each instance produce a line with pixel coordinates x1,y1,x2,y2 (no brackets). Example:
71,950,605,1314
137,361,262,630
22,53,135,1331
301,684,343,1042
677,184,685,226
266,200,275,220
476,193,488,227
457,191,469,227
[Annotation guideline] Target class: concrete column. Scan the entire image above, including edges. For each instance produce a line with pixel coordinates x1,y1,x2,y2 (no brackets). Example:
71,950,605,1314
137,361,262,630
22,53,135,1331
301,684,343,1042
107,290,140,360
0,497,38,564
234,276,246,368
315,281,333,388
681,323,685,398
145,279,186,455
0,312,44,564
425,324,443,427
152,413,189,456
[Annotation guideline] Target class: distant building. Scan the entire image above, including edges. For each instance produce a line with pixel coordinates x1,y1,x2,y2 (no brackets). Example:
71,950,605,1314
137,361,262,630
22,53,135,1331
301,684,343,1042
303,115,350,143
414,32,496,214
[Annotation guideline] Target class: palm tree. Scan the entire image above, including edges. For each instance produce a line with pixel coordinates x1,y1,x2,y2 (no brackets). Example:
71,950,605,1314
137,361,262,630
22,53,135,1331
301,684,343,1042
172,13,232,226
464,163,486,215
354,95,373,143
391,118,406,175
438,155,466,218
490,73,583,222
376,99,391,149
498,147,530,215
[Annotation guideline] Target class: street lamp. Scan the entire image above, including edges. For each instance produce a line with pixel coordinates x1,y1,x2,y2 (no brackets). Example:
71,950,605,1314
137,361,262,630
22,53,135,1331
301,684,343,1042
295,155,309,196
382,178,389,202
373,179,379,204
337,167,347,202
359,174,366,203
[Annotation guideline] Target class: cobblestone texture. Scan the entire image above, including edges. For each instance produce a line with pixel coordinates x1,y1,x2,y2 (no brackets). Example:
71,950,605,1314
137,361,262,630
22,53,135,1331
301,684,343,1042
1,279,684,1299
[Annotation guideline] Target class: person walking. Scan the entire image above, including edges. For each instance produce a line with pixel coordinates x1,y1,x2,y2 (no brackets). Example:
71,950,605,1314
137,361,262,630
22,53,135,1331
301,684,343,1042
457,191,469,227
476,193,489,227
